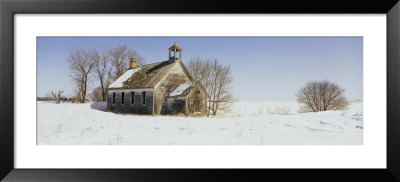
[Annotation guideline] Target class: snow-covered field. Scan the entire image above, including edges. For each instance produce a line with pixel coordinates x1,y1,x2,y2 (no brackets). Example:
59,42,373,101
37,101,363,145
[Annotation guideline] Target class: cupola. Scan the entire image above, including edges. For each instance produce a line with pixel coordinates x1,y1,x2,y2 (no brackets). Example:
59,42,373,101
168,42,182,62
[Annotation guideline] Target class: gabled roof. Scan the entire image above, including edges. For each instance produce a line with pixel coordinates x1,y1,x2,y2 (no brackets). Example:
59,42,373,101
109,68,141,88
166,81,209,98
108,61,177,90
168,82,191,97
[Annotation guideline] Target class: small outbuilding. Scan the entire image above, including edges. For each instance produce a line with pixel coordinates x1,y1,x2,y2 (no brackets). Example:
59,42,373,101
107,43,208,115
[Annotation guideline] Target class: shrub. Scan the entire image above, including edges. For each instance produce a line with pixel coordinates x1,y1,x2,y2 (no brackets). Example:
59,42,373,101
296,80,350,112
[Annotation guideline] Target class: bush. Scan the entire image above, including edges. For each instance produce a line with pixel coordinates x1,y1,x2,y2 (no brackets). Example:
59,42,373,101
296,80,350,112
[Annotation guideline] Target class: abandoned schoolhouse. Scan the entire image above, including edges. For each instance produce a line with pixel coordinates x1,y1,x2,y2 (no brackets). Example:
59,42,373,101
107,43,208,115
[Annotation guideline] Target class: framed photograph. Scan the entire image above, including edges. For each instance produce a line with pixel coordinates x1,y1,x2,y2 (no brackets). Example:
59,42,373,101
1,0,399,181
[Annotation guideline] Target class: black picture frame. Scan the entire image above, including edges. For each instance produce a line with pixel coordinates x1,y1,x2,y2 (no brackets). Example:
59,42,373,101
1,0,399,181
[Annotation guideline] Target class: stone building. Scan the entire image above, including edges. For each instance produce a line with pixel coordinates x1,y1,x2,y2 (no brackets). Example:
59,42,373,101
107,43,208,115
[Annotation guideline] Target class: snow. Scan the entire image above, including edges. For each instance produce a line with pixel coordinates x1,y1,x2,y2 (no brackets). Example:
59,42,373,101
169,82,191,96
37,101,363,145
108,68,140,88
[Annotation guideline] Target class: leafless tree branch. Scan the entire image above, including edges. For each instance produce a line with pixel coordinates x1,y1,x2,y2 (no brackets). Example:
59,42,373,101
296,80,350,112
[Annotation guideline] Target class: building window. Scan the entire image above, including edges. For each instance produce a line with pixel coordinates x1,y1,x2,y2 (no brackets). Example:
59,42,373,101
112,92,115,104
142,91,146,105
121,92,125,104
131,92,135,104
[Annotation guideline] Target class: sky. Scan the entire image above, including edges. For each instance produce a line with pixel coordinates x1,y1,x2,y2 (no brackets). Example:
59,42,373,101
37,37,363,101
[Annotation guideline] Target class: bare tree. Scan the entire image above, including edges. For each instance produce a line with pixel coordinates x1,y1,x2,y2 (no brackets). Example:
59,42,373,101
68,48,96,103
188,58,210,115
89,86,103,102
208,59,233,116
109,45,145,80
187,58,233,116
71,88,81,103
46,92,53,101
187,57,207,115
92,47,112,101
51,89,64,104
185,81,206,115
296,80,350,112
68,45,145,103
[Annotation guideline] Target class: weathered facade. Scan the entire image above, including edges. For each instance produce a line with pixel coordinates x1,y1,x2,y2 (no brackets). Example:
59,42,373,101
107,88,154,114
161,82,208,115
107,43,208,115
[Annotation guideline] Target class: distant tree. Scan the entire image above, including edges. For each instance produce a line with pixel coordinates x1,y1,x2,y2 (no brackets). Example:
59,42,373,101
187,57,233,116
89,86,104,102
46,92,53,101
68,48,96,103
51,89,64,104
71,89,80,103
296,80,350,112
109,45,145,80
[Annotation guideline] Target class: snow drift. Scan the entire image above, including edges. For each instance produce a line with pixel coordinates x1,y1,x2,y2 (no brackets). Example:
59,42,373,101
37,101,363,145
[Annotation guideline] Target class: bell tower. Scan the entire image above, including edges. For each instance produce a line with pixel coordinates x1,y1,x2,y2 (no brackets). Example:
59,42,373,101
168,42,183,63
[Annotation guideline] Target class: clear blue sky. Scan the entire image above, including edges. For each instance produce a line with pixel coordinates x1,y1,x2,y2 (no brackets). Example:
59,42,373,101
37,37,363,101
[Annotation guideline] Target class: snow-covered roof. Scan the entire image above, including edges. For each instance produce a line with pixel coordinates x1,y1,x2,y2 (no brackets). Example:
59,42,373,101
109,68,141,88
169,82,191,96
108,61,180,90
